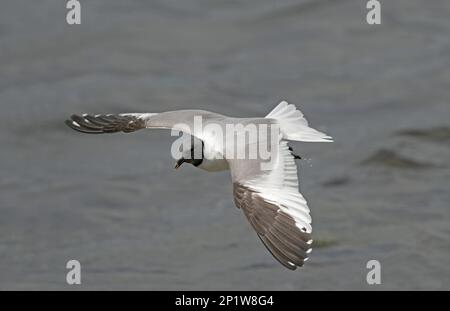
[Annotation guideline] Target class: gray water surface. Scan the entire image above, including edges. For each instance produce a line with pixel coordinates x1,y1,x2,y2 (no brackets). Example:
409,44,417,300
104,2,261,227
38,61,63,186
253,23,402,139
1,0,450,290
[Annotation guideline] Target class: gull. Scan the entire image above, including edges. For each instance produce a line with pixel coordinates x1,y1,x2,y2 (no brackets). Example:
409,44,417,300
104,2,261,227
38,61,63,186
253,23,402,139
65,101,332,270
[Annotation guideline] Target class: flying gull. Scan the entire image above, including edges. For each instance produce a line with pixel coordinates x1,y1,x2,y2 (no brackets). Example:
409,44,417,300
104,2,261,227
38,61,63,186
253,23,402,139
65,101,332,270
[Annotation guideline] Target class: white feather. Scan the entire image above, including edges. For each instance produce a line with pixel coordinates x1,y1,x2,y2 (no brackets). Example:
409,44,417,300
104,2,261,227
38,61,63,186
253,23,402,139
265,101,333,142
245,141,312,233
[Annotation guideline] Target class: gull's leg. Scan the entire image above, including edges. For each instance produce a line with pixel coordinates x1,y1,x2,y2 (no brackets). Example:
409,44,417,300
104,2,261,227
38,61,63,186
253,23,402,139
288,146,302,159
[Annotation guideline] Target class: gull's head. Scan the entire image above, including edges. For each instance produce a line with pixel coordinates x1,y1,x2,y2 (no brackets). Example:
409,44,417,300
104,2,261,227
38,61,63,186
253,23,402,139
174,137,204,170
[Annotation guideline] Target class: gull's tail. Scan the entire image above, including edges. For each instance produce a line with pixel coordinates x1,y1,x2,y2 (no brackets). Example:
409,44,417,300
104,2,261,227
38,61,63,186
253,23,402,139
265,101,333,142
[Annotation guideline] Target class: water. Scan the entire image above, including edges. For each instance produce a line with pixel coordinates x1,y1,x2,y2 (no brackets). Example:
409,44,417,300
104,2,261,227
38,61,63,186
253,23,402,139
1,0,449,290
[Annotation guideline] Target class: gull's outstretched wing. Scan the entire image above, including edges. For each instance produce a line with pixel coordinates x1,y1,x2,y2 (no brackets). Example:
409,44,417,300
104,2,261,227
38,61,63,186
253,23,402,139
65,110,224,136
230,140,312,270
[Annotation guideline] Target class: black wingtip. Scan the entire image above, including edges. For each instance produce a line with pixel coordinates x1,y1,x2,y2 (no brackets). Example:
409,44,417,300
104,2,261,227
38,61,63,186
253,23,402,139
65,116,103,134
65,119,79,131
65,113,146,134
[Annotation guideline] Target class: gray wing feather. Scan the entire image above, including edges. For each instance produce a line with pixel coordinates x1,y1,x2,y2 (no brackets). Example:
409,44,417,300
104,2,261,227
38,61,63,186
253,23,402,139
233,182,312,270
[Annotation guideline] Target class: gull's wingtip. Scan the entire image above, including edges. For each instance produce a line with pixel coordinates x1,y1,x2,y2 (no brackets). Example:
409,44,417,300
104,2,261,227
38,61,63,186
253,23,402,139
65,118,79,130
65,114,104,134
